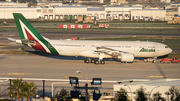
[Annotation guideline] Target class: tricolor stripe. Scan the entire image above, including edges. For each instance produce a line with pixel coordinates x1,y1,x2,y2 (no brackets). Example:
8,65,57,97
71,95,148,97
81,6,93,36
25,28,46,52
13,13,59,54
19,19,50,53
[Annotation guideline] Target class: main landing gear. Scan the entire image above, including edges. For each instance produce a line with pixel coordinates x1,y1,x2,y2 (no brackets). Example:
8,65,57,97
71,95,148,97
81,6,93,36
84,58,105,65
84,53,105,65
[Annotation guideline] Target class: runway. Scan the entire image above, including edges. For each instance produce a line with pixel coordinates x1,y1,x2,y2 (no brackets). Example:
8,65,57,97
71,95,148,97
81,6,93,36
0,54,180,79
0,54,180,97
1,31,180,40
1,54,180,80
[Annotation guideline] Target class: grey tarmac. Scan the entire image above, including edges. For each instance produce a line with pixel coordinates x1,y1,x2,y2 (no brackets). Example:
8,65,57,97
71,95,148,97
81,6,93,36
0,31,180,97
1,54,180,80
0,54,180,97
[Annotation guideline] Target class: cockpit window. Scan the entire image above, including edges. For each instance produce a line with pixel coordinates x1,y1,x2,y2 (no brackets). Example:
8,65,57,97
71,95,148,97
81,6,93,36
165,46,169,48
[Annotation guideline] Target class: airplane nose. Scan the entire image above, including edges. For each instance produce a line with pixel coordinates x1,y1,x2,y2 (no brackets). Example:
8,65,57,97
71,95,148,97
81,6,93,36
169,48,173,53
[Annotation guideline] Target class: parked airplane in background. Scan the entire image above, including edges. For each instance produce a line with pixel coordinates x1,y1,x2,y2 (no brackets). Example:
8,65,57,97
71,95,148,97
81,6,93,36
9,13,172,64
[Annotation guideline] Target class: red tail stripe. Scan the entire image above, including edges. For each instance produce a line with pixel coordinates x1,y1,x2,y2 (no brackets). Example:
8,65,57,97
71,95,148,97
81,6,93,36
25,28,46,52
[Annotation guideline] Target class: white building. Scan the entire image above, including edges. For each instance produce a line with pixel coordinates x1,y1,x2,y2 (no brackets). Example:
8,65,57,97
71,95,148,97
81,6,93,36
178,7,180,16
0,5,168,21
0,7,37,19
160,0,171,3
131,9,166,21
87,7,105,20
37,1,63,7
0,2,28,7
0,5,143,20
165,3,180,9
104,6,142,20
114,79,180,101
53,5,87,20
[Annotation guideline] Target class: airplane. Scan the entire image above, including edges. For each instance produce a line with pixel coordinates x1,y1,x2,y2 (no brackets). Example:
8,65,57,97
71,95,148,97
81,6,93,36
9,13,172,64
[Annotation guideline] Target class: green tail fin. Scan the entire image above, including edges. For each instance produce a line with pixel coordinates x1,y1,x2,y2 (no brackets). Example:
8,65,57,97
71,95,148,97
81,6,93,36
13,13,44,40
13,13,59,54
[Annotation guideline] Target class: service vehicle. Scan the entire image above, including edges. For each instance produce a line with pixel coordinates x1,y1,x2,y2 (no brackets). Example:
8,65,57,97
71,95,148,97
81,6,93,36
160,58,171,63
171,57,180,63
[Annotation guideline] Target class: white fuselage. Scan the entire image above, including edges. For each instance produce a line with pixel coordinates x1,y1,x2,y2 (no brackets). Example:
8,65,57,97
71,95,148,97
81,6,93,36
47,39,172,58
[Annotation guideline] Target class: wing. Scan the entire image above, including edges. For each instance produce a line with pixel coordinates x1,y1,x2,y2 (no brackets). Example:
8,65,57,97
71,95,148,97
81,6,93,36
94,46,134,62
95,46,126,57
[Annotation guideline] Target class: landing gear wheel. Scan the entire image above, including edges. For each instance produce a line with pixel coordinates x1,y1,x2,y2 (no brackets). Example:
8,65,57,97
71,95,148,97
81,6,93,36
152,60,156,64
100,60,105,64
94,60,99,64
84,59,90,63
91,59,95,63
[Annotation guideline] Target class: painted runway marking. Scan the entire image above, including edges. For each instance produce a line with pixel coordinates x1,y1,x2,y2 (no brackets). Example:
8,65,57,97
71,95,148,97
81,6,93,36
63,76,83,78
0,73,32,75
0,46,8,47
0,45,21,47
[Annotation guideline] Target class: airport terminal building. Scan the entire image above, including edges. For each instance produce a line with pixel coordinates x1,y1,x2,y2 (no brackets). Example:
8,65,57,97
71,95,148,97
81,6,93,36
0,5,175,21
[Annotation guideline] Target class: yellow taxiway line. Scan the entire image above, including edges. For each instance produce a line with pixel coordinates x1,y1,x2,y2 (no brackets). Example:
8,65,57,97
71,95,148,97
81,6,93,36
0,73,32,75
0,46,9,47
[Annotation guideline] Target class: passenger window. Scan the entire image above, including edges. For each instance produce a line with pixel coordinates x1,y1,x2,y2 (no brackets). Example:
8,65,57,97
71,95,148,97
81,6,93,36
165,46,169,48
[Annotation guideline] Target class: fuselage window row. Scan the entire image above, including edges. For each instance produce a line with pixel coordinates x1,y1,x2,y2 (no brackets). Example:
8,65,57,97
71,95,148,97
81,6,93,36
92,45,122,47
53,44,82,47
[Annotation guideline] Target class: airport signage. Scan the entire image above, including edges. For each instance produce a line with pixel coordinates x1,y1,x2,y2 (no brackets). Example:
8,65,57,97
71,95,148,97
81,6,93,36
59,25,91,28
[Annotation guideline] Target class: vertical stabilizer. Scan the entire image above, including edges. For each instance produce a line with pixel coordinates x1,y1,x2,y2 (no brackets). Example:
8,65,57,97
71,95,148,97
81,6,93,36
13,13,43,40
13,13,58,54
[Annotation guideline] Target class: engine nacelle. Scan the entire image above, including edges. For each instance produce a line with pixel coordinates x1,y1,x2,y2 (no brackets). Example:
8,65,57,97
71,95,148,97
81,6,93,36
118,53,134,62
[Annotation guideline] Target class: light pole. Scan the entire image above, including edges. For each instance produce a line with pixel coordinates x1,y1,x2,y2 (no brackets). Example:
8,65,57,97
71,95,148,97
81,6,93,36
124,84,133,101
149,86,159,101
76,70,89,101
76,70,89,85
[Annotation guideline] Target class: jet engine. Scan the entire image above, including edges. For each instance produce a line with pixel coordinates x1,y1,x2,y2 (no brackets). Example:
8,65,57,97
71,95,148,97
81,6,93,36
118,53,134,62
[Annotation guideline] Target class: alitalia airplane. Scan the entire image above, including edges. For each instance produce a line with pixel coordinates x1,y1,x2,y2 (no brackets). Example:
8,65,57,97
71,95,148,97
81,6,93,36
9,13,172,64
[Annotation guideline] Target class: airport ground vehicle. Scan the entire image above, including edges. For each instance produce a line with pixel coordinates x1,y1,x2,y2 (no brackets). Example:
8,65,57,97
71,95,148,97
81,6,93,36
160,58,171,63
160,57,180,63
144,58,153,62
171,57,180,63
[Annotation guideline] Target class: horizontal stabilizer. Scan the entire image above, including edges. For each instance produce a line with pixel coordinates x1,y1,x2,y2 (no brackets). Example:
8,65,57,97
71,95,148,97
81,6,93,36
7,38,17,42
